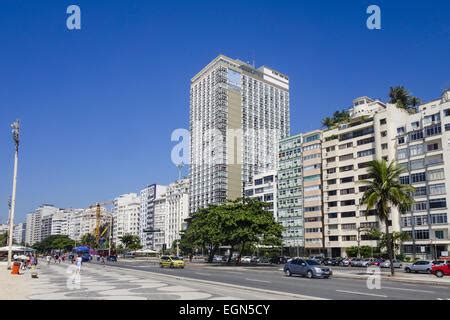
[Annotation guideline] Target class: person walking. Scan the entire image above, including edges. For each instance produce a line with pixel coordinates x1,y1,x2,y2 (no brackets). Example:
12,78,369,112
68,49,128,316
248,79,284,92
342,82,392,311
46,255,51,265
75,255,82,274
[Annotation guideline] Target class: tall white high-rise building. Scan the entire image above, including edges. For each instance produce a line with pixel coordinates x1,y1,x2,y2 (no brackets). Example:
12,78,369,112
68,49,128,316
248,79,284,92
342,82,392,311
13,223,26,245
25,204,58,245
189,55,290,214
51,210,69,236
165,179,189,249
140,184,167,249
153,193,167,252
113,193,141,245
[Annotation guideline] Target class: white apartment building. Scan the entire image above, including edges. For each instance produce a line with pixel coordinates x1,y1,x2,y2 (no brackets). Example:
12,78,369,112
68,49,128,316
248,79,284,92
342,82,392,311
78,206,112,240
397,90,450,259
113,193,141,245
244,170,278,218
140,184,167,249
165,179,189,249
322,97,410,258
0,224,8,234
50,210,69,236
153,194,167,252
66,208,84,241
25,204,59,245
189,55,290,214
13,223,26,245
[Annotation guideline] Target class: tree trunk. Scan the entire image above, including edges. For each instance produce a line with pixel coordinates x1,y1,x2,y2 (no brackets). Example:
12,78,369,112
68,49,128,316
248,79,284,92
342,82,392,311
207,245,217,263
237,242,245,265
385,218,395,276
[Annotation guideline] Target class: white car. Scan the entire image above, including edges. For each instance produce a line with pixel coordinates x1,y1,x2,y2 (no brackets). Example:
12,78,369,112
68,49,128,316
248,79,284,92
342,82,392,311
241,256,252,263
380,259,402,268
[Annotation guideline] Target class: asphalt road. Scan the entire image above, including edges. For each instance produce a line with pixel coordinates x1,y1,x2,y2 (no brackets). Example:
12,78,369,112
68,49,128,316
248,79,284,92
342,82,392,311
94,261,450,300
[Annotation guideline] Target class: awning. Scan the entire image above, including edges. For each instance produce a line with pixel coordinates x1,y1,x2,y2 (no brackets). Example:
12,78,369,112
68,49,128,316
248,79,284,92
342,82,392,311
0,246,35,252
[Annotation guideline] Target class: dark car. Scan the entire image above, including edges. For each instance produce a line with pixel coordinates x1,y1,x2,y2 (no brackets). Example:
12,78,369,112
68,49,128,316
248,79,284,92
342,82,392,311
284,258,332,279
271,256,289,264
107,255,117,262
81,253,91,262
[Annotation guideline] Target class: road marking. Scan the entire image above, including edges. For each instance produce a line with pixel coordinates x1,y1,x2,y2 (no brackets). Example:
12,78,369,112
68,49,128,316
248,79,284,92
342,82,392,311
381,286,435,294
195,272,212,276
245,278,271,283
336,290,388,298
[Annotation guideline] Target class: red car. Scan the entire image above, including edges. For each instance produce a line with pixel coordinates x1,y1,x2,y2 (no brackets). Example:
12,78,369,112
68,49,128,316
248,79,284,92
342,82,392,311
431,261,450,277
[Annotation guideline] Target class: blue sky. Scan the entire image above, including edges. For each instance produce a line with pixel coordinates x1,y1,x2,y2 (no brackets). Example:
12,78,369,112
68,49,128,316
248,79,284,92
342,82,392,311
0,0,449,223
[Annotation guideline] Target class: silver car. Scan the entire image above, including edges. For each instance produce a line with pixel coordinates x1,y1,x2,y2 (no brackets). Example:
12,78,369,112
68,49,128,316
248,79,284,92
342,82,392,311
404,260,433,273
380,259,403,268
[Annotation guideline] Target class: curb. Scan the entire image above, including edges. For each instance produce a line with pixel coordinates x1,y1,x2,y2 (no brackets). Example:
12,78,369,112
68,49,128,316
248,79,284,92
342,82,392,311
332,272,450,287
83,263,327,300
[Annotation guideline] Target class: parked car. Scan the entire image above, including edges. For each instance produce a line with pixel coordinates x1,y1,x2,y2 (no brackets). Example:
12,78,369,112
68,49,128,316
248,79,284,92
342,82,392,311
404,260,433,273
339,258,351,267
270,256,289,264
370,258,384,266
123,252,135,259
322,258,333,266
360,258,375,267
380,259,402,268
241,256,252,264
309,256,325,264
432,260,447,266
431,261,450,278
350,258,363,267
212,255,223,263
160,255,185,268
107,255,117,262
284,258,332,279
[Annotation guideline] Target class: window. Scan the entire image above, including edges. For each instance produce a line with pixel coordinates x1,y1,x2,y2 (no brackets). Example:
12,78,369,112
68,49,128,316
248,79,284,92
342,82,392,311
343,235,357,241
339,165,353,172
255,188,264,194
329,236,339,241
357,137,375,146
414,230,429,240
342,223,356,230
340,188,355,195
445,124,450,132
444,109,450,117
328,190,337,196
399,176,410,185
427,143,439,151
328,179,337,185
341,176,354,183
328,202,338,207
382,143,388,150
304,164,320,171
305,206,321,212
255,179,263,185
304,134,321,143
424,113,440,125
409,145,424,157
401,217,412,227
326,146,335,152
430,213,447,225
358,162,371,169
339,142,353,150
410,159,424,170
358,174,370,180
414,201,427,211
413,186,427,197
381,131,387,137
304,195,321,202
429,198,446,209
328,224,338,230
398,137,405,144
425,124,442,137
339,127,374,141
304,185,320,192
341,211,356,218
429,183,445,195
428,169,444,181
357,149,375,157
327,168,336,174
411,172,426,183
326,157,336,163
410,130,424,141
339,154,353,161
328,212,338,219
263,175,274,183
397,148,408,160
303,143,321,151
304,174,320,182
380,119,387,125
397,127,405,134
435,231,445,239
341,200,355,206
411,121,420,129
414,215,428,226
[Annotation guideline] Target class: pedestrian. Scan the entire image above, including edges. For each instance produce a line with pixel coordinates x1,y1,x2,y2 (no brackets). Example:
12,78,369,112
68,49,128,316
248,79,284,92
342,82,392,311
75,255,82,274
46,255,51,265
101,255,105,266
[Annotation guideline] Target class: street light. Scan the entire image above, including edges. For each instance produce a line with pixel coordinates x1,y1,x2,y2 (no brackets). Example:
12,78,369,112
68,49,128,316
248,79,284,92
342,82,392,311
7,120,20,270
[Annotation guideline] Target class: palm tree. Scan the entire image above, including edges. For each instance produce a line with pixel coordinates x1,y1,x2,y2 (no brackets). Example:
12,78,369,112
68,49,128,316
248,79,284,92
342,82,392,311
389,86,411,109
360,160,415,275
119,234,141,250
80,233,97,248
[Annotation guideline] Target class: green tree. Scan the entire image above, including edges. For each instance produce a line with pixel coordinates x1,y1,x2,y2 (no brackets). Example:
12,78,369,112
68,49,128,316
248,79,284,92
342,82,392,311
119,234,141,250
360,160,414,275
181,198,283,264
388,86,421,113
322,110,351,129
367,229,410,254
80,233,97,248
32,235,74,253
0,231,10,246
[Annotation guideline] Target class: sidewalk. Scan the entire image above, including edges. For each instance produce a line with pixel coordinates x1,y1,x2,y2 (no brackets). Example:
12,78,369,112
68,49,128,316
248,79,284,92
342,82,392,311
0,262,33,299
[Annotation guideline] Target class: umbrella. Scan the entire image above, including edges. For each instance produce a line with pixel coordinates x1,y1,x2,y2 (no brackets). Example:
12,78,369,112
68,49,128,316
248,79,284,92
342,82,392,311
18,255,28,260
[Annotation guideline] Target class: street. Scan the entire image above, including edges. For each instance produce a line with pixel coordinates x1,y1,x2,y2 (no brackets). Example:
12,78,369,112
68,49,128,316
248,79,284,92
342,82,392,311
96,260,450,300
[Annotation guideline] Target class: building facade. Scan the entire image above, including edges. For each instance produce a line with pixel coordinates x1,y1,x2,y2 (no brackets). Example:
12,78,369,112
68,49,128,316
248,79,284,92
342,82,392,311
189,55,290,214
322,97,410,257
153,194,167,252
113,193,141,245
277,134,304,254
140,184,167,249
244,170,278,218
13,223,27,245
397,90,450,259
165,179,189,249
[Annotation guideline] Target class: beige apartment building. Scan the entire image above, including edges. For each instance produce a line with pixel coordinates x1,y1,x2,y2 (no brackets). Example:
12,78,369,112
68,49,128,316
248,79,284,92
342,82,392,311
397,90,450,259
322,96,410,258
302,130,325,255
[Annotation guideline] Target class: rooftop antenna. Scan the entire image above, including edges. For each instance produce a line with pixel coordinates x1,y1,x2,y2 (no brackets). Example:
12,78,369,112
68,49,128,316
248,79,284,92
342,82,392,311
176,162,184,181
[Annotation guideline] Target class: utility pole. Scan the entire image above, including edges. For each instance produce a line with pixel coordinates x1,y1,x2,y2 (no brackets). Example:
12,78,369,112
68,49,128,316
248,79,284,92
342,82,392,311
7,120,20,270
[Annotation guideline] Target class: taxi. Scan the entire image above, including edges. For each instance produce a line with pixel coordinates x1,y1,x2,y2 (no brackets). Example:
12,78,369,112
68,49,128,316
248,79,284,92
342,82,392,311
160,255,185,268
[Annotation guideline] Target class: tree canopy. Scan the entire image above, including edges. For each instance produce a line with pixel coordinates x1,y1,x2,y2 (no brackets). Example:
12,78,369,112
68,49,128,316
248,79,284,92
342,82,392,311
119,234,142,250
32,235,75,253
181,198,283,263
388,86,421,113
322,110,351,129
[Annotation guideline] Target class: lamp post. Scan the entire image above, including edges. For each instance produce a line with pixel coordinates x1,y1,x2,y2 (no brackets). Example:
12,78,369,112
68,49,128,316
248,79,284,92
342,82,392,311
7,120,20,270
